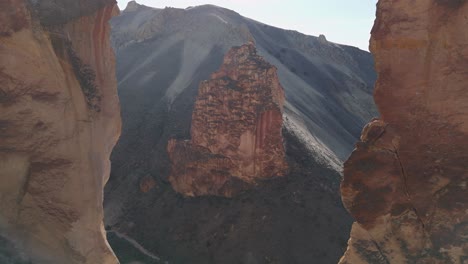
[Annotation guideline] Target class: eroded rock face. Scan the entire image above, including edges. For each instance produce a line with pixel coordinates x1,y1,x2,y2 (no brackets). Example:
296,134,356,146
340,1,468,263
167,43,288,197
0,0,120,263
105,4,375,263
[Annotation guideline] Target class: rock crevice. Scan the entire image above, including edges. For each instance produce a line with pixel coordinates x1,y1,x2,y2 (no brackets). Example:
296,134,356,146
340,1,468,263
0,0,120,263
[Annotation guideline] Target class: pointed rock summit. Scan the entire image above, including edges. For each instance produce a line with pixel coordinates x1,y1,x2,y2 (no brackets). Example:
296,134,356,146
167,43,288,197
318,34,328,44
124,0,140,12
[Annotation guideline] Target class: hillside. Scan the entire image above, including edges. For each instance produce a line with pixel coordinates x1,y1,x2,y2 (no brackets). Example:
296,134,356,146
104,2,377,263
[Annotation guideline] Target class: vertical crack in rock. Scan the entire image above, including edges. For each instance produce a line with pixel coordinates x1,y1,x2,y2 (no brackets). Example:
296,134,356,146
367,231,391,264
0,0,121,263
340,0,468,263
167,43,288,197
394,148,428,236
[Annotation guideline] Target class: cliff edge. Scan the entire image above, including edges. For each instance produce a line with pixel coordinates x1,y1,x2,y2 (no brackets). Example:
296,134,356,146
0,0,120,263
340,1,468,263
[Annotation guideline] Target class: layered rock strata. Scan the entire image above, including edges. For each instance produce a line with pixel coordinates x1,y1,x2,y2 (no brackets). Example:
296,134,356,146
340,1,468,263
167,43,288,197
0,0,120,263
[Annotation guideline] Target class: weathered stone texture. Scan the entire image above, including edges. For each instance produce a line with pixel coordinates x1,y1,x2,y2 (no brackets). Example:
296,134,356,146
340,1,468,263
0,0,120,263
168,43,288,197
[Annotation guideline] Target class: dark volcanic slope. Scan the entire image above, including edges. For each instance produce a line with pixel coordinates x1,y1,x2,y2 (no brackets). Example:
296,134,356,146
105,2,377,264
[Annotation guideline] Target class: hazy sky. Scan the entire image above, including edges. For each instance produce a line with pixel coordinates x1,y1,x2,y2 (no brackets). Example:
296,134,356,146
117,0,377,51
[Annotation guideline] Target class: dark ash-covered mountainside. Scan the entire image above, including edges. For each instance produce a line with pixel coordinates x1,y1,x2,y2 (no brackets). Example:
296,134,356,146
104,1,377,263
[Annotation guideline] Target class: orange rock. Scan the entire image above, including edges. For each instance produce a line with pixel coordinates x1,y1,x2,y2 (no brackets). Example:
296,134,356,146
140,176,157,193
340,1,468,263
167,43,288,197
0,0,120,263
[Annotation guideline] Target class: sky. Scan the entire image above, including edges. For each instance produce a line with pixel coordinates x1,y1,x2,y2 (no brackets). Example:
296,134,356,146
117,0,377,51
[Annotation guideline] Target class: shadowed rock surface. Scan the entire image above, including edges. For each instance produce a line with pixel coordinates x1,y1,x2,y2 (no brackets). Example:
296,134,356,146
340,0,468,263
105,2,377,263
0,0,120,263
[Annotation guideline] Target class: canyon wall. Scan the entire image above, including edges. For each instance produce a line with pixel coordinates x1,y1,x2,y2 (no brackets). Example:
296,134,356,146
167,43,288,197
340,0,468,263
105,3,375,263
0,0,120,263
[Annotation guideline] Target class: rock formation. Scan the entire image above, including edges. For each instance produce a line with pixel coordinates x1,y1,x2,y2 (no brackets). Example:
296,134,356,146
340,1,468,263
105,3,376,263
167,43,288,197
0,0,120,263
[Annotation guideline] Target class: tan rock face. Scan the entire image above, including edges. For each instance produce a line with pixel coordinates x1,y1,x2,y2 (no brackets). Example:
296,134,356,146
0,0,120,263
340,1,468,263
167,43,288,197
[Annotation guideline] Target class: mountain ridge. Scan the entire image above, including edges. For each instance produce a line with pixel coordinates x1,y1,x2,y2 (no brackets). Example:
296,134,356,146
105,4,377,263
110,2,377,165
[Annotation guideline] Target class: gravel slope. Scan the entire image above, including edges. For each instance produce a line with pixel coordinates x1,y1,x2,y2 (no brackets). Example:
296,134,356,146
105,2,377,264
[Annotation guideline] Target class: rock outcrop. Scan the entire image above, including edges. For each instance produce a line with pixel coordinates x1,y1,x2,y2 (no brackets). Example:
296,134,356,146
105,4,376,263
0,0,120,263
340,1,468,263
167,43,288,197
